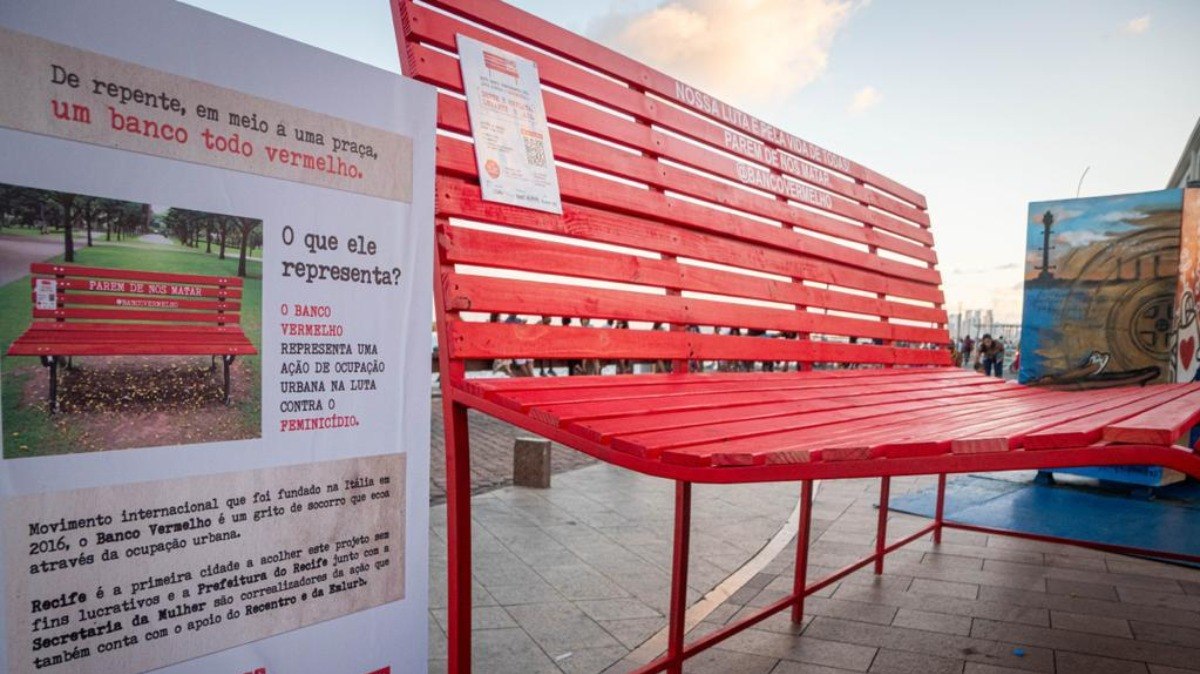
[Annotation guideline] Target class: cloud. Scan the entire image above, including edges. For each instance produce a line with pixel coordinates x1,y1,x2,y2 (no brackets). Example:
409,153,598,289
1122,15,1151,34
590,0,859,104
1097,210,1147,223
848,86,881,114
1055,230,1109,248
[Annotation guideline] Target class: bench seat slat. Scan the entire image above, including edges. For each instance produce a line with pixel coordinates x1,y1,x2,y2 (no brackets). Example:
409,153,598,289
1101,388,1200,445
466,366,961,394
8,343,256,356
1022,384,1200,449
444,273,948,345
21,322,248,334
499,369,986,410
565,380,1016,442
611,385,1061,459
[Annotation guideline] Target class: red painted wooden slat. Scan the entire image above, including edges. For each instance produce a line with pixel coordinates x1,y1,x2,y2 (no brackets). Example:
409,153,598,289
657,387,1082,466
442,225,946,324
448,321,950,365
32,308,241,323
8,342,257,356
45,292,241,312
512,371,991,422
1102,388,1200,445
948,386,1175,453
32,277,243,299
10,330,253,344
411,43,932,244
1023,384,1200,449
403,0,928,209
444,273,948,345
439,182,942,311
505,369,987,412
22,322,248,334
567,379,1014,442
412,10,930,226
466,365,961,394
31,263,243,287
613,390,1017,460
438,136,942,276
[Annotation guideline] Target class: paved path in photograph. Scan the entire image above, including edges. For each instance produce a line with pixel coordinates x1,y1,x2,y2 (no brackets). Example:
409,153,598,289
0,234,71,285
138,233,173,245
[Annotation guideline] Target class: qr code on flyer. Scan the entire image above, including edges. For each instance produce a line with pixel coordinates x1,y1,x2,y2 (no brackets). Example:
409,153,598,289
521,130,547,168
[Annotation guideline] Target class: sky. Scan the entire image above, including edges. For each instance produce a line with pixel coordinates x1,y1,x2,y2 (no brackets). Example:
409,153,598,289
184,0,1200,323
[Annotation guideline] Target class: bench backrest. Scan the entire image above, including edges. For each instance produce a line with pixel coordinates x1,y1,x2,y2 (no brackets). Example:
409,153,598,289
394,0,951,376
28,263,244,327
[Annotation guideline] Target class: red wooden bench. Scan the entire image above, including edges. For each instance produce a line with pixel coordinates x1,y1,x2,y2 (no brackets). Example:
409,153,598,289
393,2,1200,671
7,263,257,412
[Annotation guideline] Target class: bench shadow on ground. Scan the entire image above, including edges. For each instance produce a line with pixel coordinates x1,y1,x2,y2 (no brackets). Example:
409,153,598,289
6,354,259,457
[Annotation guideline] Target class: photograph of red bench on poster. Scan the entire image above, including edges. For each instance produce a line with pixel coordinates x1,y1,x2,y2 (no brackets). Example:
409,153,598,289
0,182,262,458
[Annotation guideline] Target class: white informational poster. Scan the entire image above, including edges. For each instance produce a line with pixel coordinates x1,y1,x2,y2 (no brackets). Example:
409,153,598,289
0,2,435,673
457,35,563,214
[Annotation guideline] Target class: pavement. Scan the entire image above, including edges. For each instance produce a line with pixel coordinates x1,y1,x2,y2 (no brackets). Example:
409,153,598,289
426,402,1200,674
0,233,82,285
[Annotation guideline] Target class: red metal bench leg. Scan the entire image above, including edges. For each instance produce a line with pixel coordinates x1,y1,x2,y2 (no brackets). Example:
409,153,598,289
790,479,814,624
445,399,473,674
667,480,692,674
933,474,947,544
875,476,890,575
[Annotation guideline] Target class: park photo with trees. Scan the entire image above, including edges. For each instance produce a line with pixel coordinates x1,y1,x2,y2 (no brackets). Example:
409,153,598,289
0,182,263,458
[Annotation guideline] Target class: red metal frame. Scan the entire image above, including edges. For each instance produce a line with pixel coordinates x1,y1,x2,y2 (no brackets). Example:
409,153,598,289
392,2,1200,671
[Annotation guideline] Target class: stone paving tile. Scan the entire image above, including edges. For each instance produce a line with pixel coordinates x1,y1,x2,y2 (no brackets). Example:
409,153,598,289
970,618,1199,670
891,607,972,636
975,584,1199,630
506,601,624,655
718,629,879,671
596,617,664,650
674,647,780,674
1049,610,1132,638
964,664,1033,674
1114,586,1200,612
470,626,561,673
430,605,516,631
1054,651,1149,674
1045,577,1119,601
1147,666,1199,674
910,577,981,600
831,583,1050,627
804,616,1054,673
1128,620,1200,648
985,558,1180,592
769,661,863,674
574,598,661,622
869,647,963,674
555,645,629,674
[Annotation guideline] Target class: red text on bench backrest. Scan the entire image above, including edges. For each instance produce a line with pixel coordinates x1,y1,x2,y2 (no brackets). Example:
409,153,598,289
394,0,951,371
28,263,244,326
